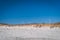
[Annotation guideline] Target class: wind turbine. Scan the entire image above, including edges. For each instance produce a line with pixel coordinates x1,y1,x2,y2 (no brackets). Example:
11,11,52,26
49,18,51,24
48,18,52,27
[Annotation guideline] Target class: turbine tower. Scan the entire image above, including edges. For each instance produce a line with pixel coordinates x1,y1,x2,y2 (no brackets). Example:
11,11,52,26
48,18,52,27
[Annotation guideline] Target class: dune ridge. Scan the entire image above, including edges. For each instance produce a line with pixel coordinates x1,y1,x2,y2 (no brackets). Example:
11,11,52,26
0,22,60,28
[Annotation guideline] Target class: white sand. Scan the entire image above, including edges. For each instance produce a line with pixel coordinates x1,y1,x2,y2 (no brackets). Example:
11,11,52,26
0,26,60,40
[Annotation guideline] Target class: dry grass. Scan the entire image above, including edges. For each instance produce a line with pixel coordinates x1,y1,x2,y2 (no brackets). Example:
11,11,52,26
0,23,60,28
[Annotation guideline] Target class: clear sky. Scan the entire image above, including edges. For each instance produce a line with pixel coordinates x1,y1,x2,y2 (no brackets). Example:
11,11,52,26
0,0,60,24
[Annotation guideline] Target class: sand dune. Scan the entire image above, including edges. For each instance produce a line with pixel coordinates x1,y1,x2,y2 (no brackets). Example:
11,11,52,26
0,23,60,40
0,23,60,28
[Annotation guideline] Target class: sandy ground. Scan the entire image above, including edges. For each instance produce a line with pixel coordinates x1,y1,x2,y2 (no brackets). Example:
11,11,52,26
0,26,60,40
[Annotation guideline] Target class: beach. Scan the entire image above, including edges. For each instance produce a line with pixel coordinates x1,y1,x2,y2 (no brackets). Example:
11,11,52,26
0,26,60,40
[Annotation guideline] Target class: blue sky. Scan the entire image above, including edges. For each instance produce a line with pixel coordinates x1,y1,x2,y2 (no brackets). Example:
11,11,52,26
0,0,60,24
